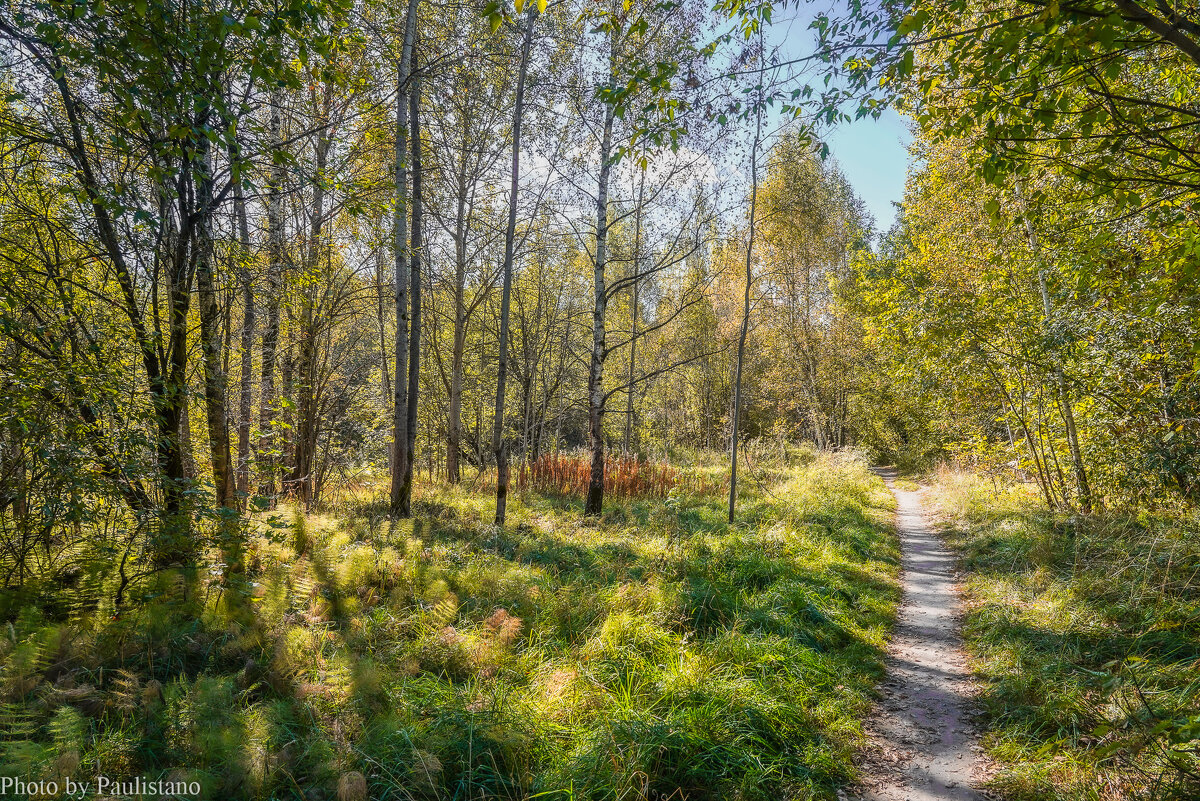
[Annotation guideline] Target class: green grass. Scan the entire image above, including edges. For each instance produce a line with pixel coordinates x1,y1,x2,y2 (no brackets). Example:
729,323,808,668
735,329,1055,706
0,450,900,800
928,467,1200,801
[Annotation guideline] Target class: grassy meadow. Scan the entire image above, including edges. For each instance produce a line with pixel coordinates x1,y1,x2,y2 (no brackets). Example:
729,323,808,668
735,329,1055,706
928,468,1200,801
0,450,900,800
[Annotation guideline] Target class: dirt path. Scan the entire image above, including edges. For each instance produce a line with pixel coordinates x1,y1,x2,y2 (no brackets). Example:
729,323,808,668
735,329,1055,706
849,468,988,801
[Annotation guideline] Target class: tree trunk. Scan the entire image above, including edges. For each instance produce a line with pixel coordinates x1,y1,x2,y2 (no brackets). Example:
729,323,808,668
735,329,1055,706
280,328,295,474
155,206,195,568
585,101,615,517
493,7,537,525
232,148,254,503
405,68,423,494
1017,187,1093,513
1041,276,1091,512
179,393,197,480
195,145,235,510
729,94,763,524
40,64,164,524
291,306,316,505
258,87,285,502
985,362,1055,507
447,182,467,483
289,85,332,509
623,170,645,456
375,233,392,412
390,0,419,516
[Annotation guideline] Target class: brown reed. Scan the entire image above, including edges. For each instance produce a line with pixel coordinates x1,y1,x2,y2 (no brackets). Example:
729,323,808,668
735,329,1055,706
516,453,721,499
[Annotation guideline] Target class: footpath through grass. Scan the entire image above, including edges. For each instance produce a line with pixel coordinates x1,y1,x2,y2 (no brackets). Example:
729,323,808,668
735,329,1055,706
0,450,899,800
928,468,1200,801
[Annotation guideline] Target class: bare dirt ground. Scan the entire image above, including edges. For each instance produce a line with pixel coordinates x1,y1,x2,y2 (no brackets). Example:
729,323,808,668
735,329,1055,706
847,468,992,801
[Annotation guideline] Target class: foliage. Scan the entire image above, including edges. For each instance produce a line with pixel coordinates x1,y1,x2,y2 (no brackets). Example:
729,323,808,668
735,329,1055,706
854,134,1199,509
815,1,1200,209
1,0,1198,795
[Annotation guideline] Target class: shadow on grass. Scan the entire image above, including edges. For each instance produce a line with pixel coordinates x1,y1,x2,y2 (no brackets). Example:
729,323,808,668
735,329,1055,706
946,504,1200,801
1,465,903,801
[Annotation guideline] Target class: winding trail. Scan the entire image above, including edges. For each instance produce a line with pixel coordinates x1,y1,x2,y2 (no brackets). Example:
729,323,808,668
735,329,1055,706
850,468,988,801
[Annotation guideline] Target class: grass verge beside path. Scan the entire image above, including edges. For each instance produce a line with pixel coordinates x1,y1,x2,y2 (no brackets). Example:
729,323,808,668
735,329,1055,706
927,468,1200,801
0,450,899,800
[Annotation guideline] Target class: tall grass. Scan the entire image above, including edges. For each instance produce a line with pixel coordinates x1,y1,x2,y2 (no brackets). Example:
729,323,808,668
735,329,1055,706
928,465,1200,801
0,449,900,800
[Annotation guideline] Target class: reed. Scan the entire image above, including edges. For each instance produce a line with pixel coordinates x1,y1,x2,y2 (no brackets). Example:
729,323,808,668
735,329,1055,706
516,453,722,499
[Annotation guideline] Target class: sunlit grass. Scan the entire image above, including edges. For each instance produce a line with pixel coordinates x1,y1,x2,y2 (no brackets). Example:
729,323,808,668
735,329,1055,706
0,449,900,800
928,465,1200,801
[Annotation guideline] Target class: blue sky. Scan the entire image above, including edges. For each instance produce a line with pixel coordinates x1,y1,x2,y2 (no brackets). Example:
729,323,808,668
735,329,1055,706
761,4,914,234
825,108,912,234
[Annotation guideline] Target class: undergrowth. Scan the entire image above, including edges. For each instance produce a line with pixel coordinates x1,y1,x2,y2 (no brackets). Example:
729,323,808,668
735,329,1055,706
0,450,899,800
516,453,723,499
929,466,1200,801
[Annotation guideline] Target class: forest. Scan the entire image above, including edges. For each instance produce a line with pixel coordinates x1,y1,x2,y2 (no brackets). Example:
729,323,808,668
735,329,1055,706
0,0,1196,799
